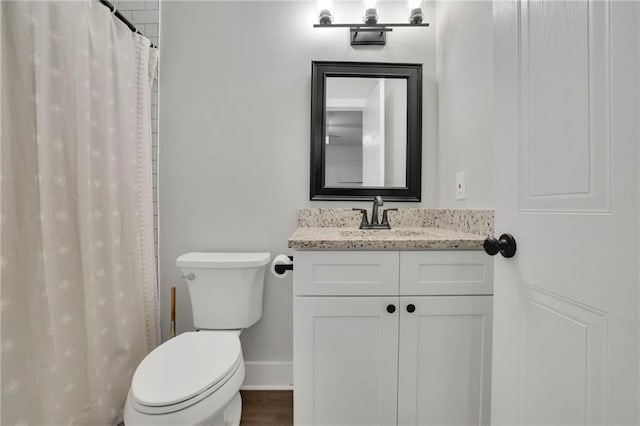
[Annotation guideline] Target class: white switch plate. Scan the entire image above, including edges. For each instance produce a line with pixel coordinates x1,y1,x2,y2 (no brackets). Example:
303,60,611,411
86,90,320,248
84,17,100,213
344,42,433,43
456,171,466,200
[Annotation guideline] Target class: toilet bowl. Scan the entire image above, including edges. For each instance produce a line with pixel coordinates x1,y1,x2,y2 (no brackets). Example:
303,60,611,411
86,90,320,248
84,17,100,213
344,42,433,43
124,252,271,426
124,331,245,425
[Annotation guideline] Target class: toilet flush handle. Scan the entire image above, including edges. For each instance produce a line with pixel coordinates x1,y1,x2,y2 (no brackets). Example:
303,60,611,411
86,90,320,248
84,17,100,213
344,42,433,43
182,273,195,281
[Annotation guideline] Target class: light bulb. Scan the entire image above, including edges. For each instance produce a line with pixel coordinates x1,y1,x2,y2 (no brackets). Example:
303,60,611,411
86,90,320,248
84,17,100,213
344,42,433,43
317,0,333,13
317,0,333,24
408,0,424,24
363,0,378,24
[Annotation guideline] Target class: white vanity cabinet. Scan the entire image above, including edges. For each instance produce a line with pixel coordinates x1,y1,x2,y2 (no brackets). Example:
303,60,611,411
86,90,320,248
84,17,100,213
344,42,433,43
293,250,493,426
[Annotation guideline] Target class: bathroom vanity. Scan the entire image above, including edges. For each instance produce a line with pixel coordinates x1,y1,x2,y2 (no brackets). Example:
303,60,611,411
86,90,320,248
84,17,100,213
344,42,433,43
289,208,494,426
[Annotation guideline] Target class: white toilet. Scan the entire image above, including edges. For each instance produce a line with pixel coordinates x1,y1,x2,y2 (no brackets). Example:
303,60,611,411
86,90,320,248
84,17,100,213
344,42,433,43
124,252,271,426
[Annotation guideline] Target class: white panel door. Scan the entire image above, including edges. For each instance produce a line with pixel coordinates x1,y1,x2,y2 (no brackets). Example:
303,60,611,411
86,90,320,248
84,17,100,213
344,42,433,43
293,297,399,426
397,296,493,426
362,79,385,186
492,1,640,424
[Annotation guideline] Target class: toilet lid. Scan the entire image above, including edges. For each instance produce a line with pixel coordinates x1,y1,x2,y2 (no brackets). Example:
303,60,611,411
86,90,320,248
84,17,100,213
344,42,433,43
131,332,242,407
176,252,271,268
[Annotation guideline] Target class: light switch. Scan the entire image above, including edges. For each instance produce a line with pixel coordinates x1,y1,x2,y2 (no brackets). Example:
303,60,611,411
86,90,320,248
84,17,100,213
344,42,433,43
456,171,466,200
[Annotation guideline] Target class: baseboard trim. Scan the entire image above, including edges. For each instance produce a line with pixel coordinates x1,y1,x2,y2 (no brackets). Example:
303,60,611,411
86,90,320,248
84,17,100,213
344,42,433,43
241,385,293,391
241,361,293,391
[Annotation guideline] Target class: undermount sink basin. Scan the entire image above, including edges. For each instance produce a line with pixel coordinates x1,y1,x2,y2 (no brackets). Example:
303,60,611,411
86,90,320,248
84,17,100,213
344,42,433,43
338,229,428,238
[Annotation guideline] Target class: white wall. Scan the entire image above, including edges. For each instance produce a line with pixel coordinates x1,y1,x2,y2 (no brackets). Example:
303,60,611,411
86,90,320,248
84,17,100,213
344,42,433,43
158,0,437,385
326,144,363,186
436,0,494,208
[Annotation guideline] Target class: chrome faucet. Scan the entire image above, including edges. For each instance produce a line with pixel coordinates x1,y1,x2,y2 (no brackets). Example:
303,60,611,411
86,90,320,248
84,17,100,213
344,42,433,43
353,196,397,230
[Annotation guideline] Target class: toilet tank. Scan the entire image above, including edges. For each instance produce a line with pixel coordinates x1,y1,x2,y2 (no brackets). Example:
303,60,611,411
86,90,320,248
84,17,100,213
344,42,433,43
176,252,271,330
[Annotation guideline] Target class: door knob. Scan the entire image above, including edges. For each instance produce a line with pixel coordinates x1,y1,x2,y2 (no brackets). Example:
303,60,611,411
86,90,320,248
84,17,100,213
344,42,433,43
386,304,396,314
483,233,517,258
406,304,416,313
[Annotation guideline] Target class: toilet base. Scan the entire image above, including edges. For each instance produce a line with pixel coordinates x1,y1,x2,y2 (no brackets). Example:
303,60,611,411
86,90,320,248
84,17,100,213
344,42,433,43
222,393,242,426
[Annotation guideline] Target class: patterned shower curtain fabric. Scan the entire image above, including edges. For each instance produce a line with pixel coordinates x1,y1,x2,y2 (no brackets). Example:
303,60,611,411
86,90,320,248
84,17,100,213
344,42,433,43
1,1,159,424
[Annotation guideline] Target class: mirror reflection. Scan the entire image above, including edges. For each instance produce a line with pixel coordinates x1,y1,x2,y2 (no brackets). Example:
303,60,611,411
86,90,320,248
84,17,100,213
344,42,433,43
325,77,407,188
310,61,421,201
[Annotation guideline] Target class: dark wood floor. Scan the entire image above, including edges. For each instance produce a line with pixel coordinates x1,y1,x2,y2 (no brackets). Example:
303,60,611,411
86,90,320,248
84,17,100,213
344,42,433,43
240,390,293,426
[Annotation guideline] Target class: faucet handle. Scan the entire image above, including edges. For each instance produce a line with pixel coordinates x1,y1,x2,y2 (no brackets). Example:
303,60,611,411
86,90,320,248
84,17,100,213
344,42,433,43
381,208,398,226
352,208,370,228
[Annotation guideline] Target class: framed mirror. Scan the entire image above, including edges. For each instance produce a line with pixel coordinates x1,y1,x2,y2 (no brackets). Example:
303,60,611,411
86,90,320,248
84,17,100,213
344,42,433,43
310,61,422,201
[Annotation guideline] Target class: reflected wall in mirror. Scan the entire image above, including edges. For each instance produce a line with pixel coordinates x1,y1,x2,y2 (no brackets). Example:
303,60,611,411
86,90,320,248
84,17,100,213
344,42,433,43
311,62,422,201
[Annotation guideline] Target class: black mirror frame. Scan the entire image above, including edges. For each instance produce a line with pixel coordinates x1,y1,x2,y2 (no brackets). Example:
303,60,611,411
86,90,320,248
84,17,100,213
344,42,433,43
310,61,422,201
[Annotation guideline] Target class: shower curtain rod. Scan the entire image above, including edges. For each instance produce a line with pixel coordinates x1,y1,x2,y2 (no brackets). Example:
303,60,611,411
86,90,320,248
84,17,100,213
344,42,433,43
97,0,157,48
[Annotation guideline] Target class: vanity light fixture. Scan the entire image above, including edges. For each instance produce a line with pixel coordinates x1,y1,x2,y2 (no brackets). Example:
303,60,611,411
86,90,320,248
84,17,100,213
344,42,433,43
313,0,429,46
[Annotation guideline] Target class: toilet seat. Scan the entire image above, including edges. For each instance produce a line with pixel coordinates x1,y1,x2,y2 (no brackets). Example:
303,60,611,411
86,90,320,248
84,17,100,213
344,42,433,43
130,331,242,415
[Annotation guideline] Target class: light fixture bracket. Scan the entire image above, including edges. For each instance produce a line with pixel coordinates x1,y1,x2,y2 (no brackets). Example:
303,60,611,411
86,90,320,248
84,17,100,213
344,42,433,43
350,26,390,45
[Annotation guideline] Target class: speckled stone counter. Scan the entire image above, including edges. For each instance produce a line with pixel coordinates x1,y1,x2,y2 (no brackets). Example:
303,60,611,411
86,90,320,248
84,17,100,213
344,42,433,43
288,208,493,250
288,226,487,250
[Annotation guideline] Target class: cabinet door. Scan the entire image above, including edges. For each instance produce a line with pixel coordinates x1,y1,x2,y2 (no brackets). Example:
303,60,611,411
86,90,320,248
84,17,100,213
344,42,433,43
397,296,493,426
294,297,399,426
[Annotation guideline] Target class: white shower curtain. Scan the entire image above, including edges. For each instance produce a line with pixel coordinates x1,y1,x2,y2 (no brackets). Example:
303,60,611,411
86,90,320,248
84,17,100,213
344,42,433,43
1,1,159,424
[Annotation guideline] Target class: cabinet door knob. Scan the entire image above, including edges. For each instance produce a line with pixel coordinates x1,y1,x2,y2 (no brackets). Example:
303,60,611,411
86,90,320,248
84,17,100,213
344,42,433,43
406,304,416,313
386,304,396,314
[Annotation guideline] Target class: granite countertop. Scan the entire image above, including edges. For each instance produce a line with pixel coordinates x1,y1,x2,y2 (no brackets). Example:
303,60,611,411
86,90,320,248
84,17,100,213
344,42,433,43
287,208,493,250
288,226,486,250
